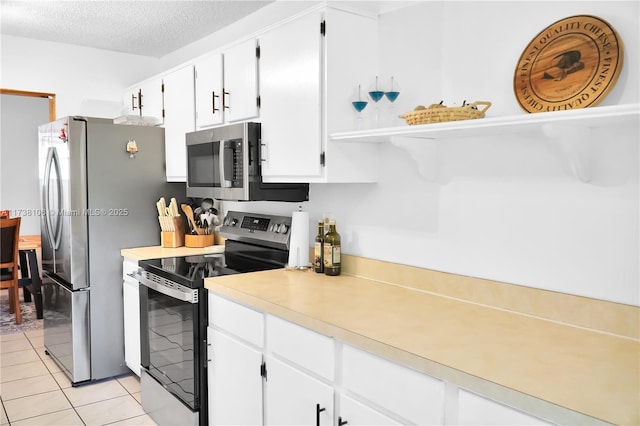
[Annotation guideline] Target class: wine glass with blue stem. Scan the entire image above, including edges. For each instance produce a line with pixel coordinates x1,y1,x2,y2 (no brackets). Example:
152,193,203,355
351,84,368,130
368,76,385,127
384,76,401,126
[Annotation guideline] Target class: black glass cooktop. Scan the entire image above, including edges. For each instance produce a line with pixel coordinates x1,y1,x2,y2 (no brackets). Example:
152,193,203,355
138,240,290,289
138,254,237,288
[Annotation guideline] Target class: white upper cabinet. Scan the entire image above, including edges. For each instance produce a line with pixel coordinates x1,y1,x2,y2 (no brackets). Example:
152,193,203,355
122,77,163,120
194,53,224,128
223,39,259,123
162,65,195,182
259,7,379,183
259,11,323,179
194,39,259,128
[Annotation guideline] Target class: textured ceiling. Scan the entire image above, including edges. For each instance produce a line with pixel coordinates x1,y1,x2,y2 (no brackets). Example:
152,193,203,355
0,1,274,58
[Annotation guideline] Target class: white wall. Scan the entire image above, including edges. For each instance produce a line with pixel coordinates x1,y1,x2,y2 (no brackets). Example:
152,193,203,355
224,1,639,306
0,95,49,234
0,35,161,118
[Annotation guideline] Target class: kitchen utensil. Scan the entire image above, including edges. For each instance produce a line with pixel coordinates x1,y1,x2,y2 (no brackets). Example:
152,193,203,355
159,197,167,216
201,198,214,211
169,198,179,217
181,204,204,235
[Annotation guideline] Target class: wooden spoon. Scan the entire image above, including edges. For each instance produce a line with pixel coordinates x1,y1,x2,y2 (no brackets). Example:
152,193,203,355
181,204,204,235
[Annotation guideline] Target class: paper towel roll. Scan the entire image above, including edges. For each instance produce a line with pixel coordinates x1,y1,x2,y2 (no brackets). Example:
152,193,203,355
288,211,310,267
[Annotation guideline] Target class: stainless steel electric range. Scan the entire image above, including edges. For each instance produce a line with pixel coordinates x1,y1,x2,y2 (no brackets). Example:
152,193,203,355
136,211,294,426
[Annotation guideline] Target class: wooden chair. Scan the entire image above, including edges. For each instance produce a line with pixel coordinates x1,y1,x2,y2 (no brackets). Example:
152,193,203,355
0,210,9,219
1,217,22,324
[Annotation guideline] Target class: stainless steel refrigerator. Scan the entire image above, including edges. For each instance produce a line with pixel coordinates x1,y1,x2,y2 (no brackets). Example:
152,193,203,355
39,116,178,385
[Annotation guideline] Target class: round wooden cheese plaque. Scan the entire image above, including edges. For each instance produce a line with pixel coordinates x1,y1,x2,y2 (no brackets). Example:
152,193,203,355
514,15,623,113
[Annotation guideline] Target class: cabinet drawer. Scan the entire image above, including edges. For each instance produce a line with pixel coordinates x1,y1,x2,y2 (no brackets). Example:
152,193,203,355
209,294,264,348
266,314,334,381
457,390,553,425
342,344,444,425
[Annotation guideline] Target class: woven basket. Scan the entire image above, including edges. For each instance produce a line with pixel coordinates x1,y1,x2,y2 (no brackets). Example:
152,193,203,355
400,101,492,125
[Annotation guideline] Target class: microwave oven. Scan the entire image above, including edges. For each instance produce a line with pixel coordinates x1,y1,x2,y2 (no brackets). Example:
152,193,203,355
185,122,309,202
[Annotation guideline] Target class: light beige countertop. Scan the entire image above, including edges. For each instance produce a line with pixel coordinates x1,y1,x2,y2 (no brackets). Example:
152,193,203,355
205,266,639,425
120,244,224,261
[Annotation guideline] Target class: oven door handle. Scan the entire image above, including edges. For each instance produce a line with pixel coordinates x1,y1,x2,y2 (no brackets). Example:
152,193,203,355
134,272,198,303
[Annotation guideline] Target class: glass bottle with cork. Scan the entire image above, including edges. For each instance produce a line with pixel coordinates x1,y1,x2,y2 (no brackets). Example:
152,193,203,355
323,220,341,276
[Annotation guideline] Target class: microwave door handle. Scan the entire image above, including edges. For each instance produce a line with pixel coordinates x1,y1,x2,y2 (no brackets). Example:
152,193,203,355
219,141,231,188
222,142,235,188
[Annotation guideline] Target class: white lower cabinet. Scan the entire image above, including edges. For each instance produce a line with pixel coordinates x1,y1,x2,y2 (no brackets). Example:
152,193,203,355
342,344,445,425
208,294,264,426
457,389,554,426
339,394,402,426
264,314,335,425
205,292,556,426
265,356,334,426
266,314,334,381
122,258,140,376
207,328,263,426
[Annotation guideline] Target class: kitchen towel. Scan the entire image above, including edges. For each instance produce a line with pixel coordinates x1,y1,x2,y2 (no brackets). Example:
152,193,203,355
288,211,310,268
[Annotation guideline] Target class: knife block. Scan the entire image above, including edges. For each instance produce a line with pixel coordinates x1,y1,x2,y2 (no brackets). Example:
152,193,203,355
161,217,186,248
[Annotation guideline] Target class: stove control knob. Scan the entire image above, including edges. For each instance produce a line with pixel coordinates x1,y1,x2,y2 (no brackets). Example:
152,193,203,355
223,217,230,226
230,218,238,227
273,223,280,233
279,224,289,234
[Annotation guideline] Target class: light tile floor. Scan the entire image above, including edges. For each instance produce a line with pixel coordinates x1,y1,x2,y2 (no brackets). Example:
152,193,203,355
0,330,157,425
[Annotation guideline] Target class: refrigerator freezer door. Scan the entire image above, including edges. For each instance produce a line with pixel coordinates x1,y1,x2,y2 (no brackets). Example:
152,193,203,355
43,276,91,384
39,117,90,290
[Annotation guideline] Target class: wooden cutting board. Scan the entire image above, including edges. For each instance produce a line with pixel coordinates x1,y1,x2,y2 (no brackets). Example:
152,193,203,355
514,15,623,113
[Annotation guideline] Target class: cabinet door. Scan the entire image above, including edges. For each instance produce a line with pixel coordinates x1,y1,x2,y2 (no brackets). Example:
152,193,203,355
195,53,225,128
208,328,263,426
457,390,553,425
223,38,259,123
122,266,140,376
138,78,164,119
259,11,322,179
339,394,402,426
163,65,195,182
265,356,333,426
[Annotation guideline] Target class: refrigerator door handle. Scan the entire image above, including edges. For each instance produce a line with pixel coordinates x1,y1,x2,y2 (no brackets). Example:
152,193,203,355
43,147,63,251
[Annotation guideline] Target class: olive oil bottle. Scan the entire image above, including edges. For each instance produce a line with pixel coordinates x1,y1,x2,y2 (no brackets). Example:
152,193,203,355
323,220,341,276
314,219,324,273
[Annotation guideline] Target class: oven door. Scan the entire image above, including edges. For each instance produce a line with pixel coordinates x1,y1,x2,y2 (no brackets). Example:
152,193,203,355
139,274,207,413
